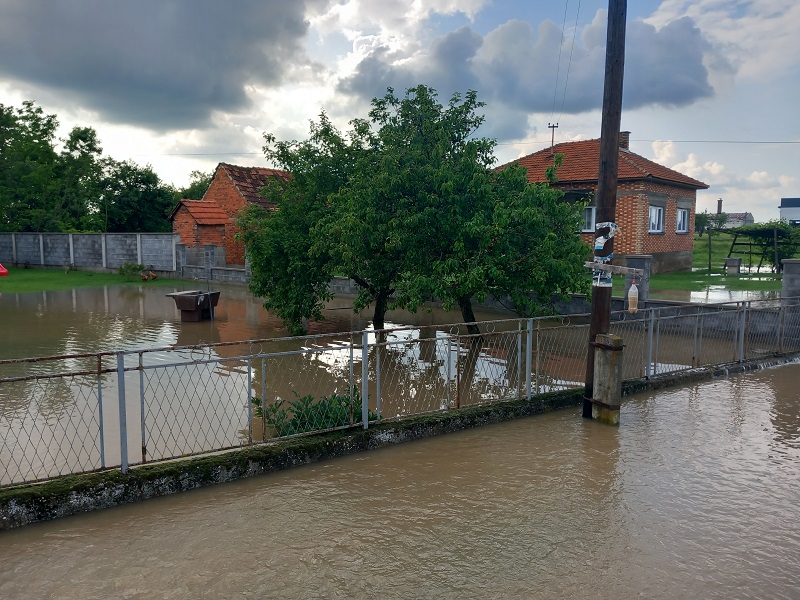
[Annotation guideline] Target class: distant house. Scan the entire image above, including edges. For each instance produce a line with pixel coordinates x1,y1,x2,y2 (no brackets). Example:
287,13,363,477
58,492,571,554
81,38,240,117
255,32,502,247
169,163,290,266
721,212,755,229
499,131,709,272
780,198,800,226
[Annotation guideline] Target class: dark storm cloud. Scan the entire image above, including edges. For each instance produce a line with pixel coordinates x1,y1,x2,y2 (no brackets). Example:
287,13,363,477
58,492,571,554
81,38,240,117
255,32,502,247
338,12,726,126
0,0,323,130
624,17,717,107
338,26,482,102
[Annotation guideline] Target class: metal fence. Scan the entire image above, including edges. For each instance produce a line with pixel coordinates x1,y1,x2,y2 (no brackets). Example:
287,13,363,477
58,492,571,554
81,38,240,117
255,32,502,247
3,298,800,488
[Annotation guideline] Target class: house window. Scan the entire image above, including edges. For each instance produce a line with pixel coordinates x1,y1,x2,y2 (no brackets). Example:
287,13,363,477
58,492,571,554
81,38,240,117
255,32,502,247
649,205,664,233
582,206,596,233
676,208,689,233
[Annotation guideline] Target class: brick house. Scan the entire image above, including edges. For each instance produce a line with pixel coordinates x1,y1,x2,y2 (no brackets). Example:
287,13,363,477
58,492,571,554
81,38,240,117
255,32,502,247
169,162,290,266
502,132,709,272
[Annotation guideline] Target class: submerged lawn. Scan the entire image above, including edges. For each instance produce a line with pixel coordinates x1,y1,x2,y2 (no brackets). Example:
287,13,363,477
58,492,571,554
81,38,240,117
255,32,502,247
0,266,176,293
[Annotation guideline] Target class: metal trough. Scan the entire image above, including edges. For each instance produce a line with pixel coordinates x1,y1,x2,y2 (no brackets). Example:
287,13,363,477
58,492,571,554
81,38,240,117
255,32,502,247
166,290,220,322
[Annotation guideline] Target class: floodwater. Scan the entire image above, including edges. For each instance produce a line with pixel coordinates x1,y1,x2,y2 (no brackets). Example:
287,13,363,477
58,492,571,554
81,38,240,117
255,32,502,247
1,364,799,599
0,282,513,360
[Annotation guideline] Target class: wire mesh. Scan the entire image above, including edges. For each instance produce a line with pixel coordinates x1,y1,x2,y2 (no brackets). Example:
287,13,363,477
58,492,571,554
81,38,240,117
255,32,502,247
4,300,800,486
0,373,104,486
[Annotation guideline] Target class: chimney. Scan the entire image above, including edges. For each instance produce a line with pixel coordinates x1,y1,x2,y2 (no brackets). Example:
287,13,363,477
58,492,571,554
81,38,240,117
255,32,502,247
717,198,723,214
619,131,630,150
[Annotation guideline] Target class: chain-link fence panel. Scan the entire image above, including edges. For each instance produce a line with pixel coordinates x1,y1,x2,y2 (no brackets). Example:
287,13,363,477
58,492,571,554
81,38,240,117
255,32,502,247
0,372,104,487
254,335,361,439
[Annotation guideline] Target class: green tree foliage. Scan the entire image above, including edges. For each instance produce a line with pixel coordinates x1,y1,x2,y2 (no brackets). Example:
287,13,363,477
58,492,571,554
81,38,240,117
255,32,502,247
240,85,590,334
695,210,711,237
0,101,59,231
711,212,729,231
174,169,213,202
735,220,800,272
100,159,175,232
0,100,179,232
237,113,357,334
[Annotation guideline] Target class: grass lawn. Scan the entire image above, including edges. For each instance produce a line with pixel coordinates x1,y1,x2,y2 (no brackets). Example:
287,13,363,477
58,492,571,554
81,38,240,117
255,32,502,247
0,266,177,293
610,231,790,295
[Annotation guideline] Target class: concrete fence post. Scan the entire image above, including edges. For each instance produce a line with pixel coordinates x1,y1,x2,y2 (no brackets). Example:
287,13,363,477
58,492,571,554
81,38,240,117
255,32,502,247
591,333,624,425
11,232,16,264
781,259,800,300
68,233,74,266
136,233,142,265
101,234,107,269
116,352,129,474
39,233,44,266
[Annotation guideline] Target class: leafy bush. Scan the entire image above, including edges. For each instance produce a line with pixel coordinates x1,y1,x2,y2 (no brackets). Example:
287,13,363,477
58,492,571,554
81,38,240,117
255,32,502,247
118,262,146,279
252,389,375,437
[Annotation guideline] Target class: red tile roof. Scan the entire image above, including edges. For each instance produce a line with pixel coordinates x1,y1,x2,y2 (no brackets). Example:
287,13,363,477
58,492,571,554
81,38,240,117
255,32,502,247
506,138,709,190
169,200,229,224
218,163,291,209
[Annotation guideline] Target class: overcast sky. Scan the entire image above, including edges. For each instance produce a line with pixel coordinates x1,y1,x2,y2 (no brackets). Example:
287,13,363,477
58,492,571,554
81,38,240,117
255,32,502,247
1,0,797,222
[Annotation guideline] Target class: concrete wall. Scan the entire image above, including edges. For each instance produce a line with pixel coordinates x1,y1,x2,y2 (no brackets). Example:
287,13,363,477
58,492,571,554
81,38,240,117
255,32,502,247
0,233,177,272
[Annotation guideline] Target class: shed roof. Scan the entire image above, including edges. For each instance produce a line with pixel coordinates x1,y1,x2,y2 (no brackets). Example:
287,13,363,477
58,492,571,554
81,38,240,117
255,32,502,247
168,200,229,224
504,138,709,190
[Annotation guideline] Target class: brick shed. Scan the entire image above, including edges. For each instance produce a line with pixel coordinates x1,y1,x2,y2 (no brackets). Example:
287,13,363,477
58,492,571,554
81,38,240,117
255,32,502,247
500,132,709,273
170,163,290,266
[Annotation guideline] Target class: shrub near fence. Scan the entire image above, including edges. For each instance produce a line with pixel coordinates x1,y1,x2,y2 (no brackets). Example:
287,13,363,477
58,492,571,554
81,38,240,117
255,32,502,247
3,299,800,488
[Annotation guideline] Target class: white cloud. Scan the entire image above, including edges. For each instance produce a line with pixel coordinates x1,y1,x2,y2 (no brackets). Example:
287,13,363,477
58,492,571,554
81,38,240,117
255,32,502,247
649,0,800,82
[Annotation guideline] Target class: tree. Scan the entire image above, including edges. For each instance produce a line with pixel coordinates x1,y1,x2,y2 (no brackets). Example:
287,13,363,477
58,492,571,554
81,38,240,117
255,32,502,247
237,112,358,334
101,159,175,232
0,101,59,231
52,126,104,231
174,170,213,202
711,212,728,231
241,85,590,334
695,210,710,237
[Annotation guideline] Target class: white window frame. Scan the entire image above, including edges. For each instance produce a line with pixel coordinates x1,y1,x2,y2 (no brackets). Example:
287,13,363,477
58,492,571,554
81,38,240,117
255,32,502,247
676,208,689,233
581,206,596,233
649,205,664,233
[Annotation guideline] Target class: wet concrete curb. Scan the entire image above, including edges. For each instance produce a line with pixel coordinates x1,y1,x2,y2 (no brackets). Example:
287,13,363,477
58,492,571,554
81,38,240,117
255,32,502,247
2,353,798,530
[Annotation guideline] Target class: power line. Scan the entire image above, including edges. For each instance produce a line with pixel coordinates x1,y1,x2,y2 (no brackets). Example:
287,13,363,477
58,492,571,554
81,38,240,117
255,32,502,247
558,0,582,121
550,1,570,120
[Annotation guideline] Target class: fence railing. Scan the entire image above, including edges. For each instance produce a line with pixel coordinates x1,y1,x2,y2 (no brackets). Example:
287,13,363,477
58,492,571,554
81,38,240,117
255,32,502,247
3,298,800,488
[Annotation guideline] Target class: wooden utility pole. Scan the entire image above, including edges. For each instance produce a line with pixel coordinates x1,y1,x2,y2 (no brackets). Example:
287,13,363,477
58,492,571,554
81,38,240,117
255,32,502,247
548,122,558,150
583,0,627,419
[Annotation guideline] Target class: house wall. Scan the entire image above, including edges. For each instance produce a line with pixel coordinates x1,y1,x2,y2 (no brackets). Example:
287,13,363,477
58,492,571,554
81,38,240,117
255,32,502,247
172,205,225,248
563,179,696,273
780,206,800,225
203,170,248,266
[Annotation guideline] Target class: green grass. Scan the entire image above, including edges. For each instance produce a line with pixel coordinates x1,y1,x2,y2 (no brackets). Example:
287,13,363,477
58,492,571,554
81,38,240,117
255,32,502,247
609,231,791,296
0,265,176,293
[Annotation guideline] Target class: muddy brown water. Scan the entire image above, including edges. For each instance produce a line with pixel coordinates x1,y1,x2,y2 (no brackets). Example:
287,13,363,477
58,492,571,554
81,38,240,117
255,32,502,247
0,365,799,599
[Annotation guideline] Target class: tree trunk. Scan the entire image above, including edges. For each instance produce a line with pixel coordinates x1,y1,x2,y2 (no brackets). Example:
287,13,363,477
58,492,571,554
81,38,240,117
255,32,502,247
372,288,390,330
458,296,480,336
